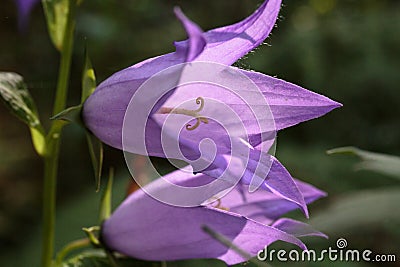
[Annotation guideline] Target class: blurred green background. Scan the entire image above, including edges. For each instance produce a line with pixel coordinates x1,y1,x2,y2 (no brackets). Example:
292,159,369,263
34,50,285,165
0,0,399,266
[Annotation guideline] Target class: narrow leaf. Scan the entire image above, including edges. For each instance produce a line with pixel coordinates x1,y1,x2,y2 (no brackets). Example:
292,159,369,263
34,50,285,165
86,132,104,191
81,46,96,103
41,0,70,50
0,72,46,156
327,146,400,179
310,188,400,234
99,168,113,223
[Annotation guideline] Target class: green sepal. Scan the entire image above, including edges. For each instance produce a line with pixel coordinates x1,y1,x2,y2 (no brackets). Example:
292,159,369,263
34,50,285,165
86,132,103,192
51,104,83,126
80,45,104,191
81,45,96,103
0,72,46,156
99,168,113,222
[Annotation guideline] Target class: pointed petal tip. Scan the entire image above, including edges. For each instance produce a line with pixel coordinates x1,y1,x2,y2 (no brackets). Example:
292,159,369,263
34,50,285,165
173,6,183,18
173,6,206,62
302,204,310,219
272,218,328,240
331,100,343,109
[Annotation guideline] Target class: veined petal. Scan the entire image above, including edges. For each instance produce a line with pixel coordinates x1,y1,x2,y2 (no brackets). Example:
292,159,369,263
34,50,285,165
83,10,206,149
220,179,326,224
137,166,234,207
212,150,309,217
242,69,341,148
176,0,282,65
174,7,206,62
263,156,308,217
272,218,328,238
102,178,306,265
151,63,277,158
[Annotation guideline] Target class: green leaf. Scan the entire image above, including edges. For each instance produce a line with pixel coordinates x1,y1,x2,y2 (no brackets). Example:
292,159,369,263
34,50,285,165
310,188,400,235
61,249,226,267
42,0,70,50
81,46,96,103
61,250,109,267
0,72,46,156
99,168,113,223
86,132,104,192
327,146,400,179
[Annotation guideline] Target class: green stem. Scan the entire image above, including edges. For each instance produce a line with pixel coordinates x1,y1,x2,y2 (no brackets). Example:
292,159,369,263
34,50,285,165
52,7,76,115
105,250,119,267
55,238,90,266
41,1,76,267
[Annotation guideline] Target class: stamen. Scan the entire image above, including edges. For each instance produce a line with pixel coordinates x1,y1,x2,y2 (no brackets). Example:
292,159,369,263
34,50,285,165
186,118,201,131
211,198,229,211
158,97,208,131
186,116,209,131
194,97,205,112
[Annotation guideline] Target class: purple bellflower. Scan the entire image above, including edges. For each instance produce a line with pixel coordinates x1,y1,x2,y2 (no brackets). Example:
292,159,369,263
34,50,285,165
14,0,40,31
83,0,341,214
102,169,327,265
83,0,340,153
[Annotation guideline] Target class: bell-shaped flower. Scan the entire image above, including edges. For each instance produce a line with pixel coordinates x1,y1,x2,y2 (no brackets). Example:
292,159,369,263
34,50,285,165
83,1,341,214
101,169,326,265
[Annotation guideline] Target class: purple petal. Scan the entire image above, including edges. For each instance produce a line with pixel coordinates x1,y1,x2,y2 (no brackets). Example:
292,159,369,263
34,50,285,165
174,7,206,62
176,0,282,65
263,156,308,217
272,218,328,238
102,181,306,265
242,69,341,148
138,166,235,207
151,64,277,158
83,10,206,149
220,179,326,224
221,150,309,217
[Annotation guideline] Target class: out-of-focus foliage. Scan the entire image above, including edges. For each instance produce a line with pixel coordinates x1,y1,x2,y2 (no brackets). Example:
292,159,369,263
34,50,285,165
328,146,400,179
42,0,70,50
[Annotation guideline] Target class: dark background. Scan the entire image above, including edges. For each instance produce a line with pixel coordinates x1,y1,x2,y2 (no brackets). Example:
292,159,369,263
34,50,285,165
0,0,399,266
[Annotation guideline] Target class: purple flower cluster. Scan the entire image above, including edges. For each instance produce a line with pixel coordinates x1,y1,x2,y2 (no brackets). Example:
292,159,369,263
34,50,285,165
82,0,341,264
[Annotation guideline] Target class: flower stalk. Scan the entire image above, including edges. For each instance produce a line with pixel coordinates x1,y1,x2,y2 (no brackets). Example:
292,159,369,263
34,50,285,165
41,1,76,266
